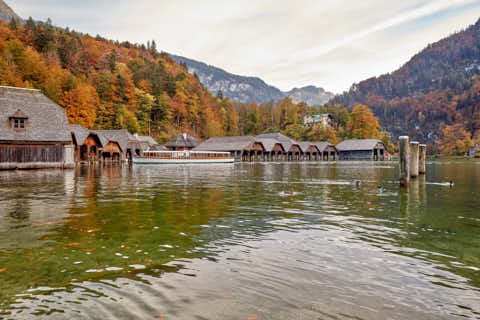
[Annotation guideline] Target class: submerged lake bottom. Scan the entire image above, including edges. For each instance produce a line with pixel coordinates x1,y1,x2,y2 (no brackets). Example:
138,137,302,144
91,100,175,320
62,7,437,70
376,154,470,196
0,161,479,319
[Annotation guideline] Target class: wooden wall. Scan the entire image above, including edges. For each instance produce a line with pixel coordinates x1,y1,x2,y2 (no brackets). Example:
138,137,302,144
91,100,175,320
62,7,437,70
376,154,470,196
338,150,373,160
103,142,121,154
0,143,65,163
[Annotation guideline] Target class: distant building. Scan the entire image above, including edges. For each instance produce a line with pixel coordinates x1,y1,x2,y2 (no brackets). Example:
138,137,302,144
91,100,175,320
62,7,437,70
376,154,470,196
311,142,338,161
165,133,199,151
134,134,162,152
0,86,74,170
70,124,103,162
336,139,385,161
303,114,333,128
194,136,264,161
94,130,139,161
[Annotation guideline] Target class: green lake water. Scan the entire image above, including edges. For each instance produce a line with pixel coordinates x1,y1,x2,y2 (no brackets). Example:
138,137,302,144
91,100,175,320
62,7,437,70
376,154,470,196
0,161,479,319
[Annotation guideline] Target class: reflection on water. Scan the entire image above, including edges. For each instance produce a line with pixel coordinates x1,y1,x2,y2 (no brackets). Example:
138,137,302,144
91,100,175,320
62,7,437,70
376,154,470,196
0,161,479,319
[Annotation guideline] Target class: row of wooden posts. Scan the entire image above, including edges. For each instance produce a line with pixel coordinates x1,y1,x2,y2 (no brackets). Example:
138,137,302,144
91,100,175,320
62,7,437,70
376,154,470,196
399,136,427,188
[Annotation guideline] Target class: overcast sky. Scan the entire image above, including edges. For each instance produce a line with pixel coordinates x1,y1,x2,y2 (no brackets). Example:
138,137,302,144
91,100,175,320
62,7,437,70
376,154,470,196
9,0,480,93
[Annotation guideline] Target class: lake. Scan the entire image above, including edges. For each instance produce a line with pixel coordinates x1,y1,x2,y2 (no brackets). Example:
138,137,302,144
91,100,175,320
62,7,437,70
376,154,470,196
0,161,479,319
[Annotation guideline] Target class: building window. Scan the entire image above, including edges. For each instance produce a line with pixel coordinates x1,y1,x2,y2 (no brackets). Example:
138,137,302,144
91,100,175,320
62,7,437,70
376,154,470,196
13,118,25,129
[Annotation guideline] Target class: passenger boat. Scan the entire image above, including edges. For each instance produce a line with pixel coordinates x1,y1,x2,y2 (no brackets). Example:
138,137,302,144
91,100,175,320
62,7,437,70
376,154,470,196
132,150,234,164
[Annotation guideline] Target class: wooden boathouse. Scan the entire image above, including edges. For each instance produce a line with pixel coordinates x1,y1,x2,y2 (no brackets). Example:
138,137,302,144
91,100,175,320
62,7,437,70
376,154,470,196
165,133,199,151
256,133,302,161
70,124,103,162
336,139,385,161
135,134,162,151
94,130,139,162
193,136,265,161
255,138,286,161
312,142,338,161
0,86,74,170
298,142,321,161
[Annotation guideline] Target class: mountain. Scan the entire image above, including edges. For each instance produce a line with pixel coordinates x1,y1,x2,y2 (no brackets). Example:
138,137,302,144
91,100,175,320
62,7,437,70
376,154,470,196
169,54,333,106
0,0,22,22
169,54,285,103
333,18,480,145
286,86,334,106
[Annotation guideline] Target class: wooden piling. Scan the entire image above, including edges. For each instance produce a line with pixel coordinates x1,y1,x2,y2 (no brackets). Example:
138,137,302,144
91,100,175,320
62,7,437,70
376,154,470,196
410,141,420,178
419,144,426,175
399,136,410,187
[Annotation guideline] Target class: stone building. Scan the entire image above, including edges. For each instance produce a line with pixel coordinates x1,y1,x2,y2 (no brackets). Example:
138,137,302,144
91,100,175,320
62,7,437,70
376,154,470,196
303,114,333,128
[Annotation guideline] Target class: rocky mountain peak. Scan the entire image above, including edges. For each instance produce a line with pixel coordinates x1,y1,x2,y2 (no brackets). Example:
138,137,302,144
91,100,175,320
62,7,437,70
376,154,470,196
0,0,22,22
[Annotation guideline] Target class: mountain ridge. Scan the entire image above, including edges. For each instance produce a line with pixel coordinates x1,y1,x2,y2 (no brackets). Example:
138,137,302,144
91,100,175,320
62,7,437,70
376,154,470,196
169,54,334,106
332,18,480,145
0,0,22,22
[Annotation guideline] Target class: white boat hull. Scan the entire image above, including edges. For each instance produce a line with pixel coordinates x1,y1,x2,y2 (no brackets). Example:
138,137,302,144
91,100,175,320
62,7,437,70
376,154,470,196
133,157,235,164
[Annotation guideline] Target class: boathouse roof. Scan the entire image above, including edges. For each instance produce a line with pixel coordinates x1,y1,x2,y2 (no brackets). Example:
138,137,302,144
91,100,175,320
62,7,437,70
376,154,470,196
298,142,320,153
194,136,260,151
94,130,135,153
165,133,199,149
311,142,335,152
256,133,298,152
0,86,71,143
255,138,285,152
134,135,159,151
336,139,384,151
69,124,91,146
136,135,158,146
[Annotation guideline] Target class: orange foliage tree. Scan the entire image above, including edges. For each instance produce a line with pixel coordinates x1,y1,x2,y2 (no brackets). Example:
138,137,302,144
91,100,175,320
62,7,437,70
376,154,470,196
60,84,99,128
438,123,474,155
347,104,381,139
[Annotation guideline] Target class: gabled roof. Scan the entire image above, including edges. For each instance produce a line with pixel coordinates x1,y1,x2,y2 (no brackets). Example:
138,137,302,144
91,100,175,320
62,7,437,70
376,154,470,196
165,133,199,148
136,135,158,146
256,133,298,152
94,130,135,153
155,145,168,151
69,124,90,146
0,86,71,143
298,142,320,153
336,139,383,151
311,142,335,152
194,136,260,151
255,138,285,152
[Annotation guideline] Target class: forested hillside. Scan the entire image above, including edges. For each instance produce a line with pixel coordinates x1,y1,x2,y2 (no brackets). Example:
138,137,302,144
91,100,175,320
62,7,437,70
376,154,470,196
0,18,392,148
0,18,241,142
334,18,480,148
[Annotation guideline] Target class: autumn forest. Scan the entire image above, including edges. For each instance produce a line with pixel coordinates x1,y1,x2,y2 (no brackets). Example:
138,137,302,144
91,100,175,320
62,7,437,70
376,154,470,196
1,17,479,155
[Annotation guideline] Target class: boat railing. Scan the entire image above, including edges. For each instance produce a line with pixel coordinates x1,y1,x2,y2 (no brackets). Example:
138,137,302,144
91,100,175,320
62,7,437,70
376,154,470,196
139,151,232,160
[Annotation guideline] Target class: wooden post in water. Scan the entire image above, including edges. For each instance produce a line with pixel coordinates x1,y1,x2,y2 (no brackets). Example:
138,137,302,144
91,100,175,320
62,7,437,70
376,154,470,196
399,136,410,188
419,144,427,175
410,142,420,178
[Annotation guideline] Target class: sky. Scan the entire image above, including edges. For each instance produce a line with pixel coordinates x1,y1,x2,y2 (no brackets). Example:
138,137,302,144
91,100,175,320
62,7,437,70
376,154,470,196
9,0,480,93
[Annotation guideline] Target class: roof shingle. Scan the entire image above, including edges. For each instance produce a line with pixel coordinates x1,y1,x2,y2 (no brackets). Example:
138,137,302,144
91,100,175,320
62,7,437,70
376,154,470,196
336,139,383,151
0,86,71,143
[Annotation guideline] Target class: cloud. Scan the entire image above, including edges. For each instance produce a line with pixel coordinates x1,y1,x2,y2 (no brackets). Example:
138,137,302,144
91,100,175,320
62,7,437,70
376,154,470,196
9,0,480,93
293,0,478,61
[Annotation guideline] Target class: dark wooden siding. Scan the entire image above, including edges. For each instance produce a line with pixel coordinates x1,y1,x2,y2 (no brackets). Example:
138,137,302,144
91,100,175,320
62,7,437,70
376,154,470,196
0,144,65,163
338,150,373,160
